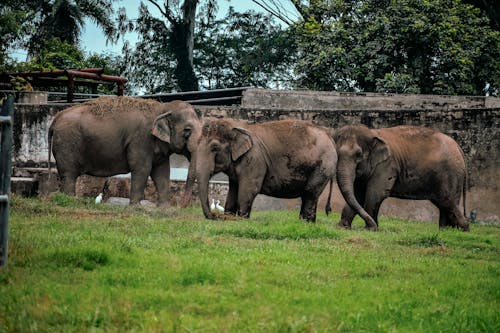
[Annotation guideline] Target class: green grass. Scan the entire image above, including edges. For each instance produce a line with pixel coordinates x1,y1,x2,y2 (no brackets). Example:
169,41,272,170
1,194,499,332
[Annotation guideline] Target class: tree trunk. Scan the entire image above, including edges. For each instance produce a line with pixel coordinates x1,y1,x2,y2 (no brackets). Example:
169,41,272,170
169,0,199,91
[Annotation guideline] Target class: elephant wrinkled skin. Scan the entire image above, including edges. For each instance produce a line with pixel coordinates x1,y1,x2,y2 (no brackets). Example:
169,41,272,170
48,96,202,206
333,124,469,231
195,119,337,222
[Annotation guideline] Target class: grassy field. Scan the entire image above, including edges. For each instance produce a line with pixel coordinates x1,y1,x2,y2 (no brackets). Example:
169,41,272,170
0,194,498,332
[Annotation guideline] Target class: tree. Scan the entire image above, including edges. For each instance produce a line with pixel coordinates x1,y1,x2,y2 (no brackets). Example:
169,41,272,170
122,3,295,93
292,0,500,95
0,2,32,68
120,0,218,92
195,8,297,89
26,0,116,57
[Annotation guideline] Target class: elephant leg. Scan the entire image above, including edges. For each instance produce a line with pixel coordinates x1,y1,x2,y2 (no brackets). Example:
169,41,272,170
451,207,470,231
236,178,262,218
339,204,356,229
432,201,449,228
362,176,394,228
59,173,78,195
433,199,469,231
301,169,331,223
151,161,170,207
300,193,318,222
130,169,150,205
225,180,239,215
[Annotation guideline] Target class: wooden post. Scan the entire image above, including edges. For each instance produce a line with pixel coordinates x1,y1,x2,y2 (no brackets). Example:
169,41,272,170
67,73,75,103
0,95,14,267
118,82,124,96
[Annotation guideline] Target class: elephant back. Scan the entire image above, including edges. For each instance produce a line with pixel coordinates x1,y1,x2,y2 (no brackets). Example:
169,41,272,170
63,96,163,118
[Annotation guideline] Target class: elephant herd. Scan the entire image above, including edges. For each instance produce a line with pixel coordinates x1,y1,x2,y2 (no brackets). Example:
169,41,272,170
49,96,470,231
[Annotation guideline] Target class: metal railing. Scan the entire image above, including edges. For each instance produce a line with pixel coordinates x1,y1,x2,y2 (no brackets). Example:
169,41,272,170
141,86,252,105
0,95,13,267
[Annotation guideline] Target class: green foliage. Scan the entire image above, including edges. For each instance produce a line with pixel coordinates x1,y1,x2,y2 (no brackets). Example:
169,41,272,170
26,0,116,57
0,0,116,68
0,2,28,68
293,0,500,95
195,7,297,89
120,2,177,94
122,5,295,93
1,196,498,332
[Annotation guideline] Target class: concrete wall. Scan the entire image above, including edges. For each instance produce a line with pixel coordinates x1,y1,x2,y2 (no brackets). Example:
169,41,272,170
11,89,500,223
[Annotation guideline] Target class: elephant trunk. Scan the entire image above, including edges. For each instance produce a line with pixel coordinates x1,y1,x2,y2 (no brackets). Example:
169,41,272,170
337,159,378,230
196,154,216,219
181,152,197,207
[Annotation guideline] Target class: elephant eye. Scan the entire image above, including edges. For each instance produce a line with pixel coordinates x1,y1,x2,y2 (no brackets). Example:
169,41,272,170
354,150,363,162
210,144,221,153
183,127,192,139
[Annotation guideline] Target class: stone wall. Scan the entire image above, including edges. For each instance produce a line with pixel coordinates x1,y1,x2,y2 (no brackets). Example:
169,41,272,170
11,89,500,222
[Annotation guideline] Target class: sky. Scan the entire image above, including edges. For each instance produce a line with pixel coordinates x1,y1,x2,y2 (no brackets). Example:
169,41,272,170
79,0,299,57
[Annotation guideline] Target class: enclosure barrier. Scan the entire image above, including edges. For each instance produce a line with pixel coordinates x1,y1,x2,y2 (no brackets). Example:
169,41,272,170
0,95,13,267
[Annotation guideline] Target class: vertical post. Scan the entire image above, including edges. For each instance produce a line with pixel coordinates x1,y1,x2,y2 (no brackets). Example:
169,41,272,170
117,82,124,96
67,74,75,103
0,95,14,267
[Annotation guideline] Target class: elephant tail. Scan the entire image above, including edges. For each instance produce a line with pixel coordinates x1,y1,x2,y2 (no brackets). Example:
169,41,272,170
463,163,467,219
48,126,53,180
325,178,333,216
459,145,467,219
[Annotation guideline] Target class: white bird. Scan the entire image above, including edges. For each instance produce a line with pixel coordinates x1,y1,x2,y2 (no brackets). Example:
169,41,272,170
95,193,103,204
210,199,216,211
215,200,224,212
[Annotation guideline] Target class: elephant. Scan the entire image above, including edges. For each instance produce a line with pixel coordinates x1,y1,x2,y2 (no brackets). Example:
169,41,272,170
195,118,338,222
332,124,469,231
48,96,202,206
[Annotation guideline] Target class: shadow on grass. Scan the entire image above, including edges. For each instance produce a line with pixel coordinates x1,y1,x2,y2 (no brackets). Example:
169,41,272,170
48,249,110,271
211,221,342,240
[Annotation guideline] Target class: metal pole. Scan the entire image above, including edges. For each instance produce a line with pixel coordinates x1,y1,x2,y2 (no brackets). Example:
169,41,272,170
0,95,14,267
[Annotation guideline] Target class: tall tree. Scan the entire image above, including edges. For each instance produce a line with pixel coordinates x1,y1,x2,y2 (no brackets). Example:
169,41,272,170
195,8,297,89
292,0,500,95
0,1,28,68
122,6,295,94
121,0,217,92
28,0,116,57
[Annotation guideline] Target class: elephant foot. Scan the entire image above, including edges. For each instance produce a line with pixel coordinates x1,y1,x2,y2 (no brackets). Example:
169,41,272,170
204,212,218,220
364,225,378,231
337,221,352,229
300,214,317,223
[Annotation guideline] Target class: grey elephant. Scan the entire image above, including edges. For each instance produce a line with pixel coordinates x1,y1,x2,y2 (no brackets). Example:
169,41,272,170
332,124,469,231
195,118,337,221
48,96,202,206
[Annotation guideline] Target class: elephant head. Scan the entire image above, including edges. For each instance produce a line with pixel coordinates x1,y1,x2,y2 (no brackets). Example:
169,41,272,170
151,100,202,205
333,125,391,229
151,100,201,155
195,119,253,218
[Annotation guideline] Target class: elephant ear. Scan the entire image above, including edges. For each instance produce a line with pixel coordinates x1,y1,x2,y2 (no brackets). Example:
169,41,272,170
231,128,253,161
369,136,391,168
151,112,172,143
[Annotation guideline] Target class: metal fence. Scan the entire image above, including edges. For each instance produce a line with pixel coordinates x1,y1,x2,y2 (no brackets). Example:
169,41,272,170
141,86,252,105
0,95,13,267
1,86,252,105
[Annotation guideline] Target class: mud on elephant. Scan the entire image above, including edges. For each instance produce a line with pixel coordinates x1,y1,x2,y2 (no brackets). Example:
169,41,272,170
332,124,469,231
195,119,337,222
48,96,202,206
